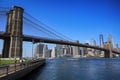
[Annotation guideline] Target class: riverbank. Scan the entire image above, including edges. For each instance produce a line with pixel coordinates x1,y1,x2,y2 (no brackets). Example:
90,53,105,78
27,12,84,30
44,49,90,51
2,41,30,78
0,59,46,80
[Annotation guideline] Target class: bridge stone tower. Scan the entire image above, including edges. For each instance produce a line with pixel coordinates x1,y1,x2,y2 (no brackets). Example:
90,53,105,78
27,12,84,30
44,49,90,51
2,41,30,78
2,6,23,59
104,42,113,58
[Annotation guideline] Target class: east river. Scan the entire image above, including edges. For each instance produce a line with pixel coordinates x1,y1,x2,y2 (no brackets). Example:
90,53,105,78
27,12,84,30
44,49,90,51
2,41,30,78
21,58,120,80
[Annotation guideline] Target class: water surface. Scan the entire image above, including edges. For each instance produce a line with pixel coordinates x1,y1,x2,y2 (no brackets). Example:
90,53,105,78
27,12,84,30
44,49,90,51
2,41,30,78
22,58,120,80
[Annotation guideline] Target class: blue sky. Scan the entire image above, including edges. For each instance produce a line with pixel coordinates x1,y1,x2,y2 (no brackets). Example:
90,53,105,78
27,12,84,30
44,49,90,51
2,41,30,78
0,0,120,57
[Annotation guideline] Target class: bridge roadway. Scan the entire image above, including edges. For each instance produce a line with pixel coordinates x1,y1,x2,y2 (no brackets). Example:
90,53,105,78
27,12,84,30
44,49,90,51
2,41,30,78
0,31,120,54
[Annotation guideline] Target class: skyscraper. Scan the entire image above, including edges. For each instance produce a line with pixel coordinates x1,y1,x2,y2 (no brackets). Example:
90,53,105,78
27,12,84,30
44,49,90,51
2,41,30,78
43,45,48,58
72,40,80,58
46,49,52,58
34,43,48,58
51,47,56,58
55,44,63,57
79,47,84,57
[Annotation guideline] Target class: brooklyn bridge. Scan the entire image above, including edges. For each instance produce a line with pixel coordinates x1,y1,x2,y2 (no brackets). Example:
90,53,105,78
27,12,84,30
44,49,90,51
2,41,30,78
0,5,120,80
0,6,119,59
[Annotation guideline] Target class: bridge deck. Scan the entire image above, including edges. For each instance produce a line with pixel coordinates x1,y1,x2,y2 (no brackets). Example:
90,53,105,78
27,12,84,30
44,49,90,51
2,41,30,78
0,32,120,54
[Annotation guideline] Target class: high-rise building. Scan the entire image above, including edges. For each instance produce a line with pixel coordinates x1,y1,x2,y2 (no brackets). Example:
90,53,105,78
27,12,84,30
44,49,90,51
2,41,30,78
72,40,80,58
65,45,72,57
55,44,73,57
79,47,84,57
34,43,48,58
55,44,64,57
51,47,56,58
46,49,52,58
43,45,48,58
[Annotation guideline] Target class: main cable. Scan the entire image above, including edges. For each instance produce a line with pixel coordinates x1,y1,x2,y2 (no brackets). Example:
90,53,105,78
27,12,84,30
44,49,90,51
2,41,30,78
23,17,64,39
24,12,72,41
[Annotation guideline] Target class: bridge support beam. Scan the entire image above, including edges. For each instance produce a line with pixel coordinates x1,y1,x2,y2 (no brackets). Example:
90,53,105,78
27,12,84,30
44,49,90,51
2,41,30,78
2,6,24,59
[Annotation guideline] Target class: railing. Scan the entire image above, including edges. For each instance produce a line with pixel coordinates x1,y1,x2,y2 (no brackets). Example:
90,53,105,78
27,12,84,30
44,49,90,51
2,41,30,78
0,59,45,77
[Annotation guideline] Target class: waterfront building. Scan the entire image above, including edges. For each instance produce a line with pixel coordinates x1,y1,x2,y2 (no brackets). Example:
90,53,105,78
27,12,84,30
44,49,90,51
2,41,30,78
51,47,56,58
65,45,73,57
79,47,84,57
55,44,73,57
62,45,67,56
72,40,80,58
86,48,95,57
55,44,64,57
34,43,48,58
42,44,48,58
46,49,52,58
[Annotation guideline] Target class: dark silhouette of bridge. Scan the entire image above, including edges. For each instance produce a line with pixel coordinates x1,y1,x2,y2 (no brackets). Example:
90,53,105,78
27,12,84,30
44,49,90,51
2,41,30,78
0,6,120,58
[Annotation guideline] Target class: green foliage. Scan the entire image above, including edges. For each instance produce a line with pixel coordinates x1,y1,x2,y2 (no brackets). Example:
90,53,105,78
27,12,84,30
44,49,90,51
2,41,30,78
0,60,19,65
